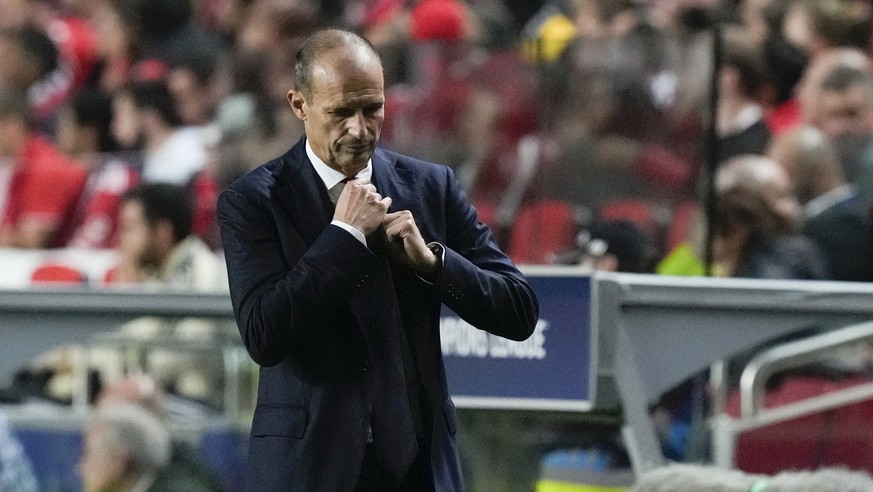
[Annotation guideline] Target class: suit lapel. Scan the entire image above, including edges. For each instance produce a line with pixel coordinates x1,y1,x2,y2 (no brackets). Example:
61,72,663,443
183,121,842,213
270,145,415,251
271,139,334,246
371,149,413,213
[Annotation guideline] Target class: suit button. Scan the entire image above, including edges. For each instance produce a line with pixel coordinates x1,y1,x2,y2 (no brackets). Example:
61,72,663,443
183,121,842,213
362,360,370,372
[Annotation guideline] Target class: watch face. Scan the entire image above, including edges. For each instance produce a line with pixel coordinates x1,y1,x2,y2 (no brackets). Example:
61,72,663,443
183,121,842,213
428,243,444,268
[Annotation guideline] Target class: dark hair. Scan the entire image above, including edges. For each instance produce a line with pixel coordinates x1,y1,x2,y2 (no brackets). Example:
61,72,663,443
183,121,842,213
723,32,771,98
122,183,193,243
293,29,379,99
796,0,869,50
69,89,119,153
0,90,33,128
587,219,657,273
14,26,59,78
119,0,191,39
763,35,808,105
714,183,795,239
126,79,182,127
820,65,873,97
172,53,219,86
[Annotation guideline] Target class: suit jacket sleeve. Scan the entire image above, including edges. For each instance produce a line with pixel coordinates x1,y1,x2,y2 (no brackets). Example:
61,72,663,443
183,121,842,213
217,187,378,367
431,166,539,341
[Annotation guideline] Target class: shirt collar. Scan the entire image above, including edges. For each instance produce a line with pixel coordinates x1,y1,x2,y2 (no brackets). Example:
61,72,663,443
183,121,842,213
804,184,857,219
305,139,372,190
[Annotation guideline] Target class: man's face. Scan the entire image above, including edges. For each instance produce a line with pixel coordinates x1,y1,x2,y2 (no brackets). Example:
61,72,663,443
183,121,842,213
168,67,214,126
813,85,873,141
111,93,142,149
0,37,34,91
291,48,384,176
118,200,161,270
56,107,83,156
0,115,23,157
78,424,125,492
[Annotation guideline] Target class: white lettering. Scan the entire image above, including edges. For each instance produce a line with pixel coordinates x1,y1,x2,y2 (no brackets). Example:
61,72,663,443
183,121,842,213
440,318,549,360
439,317,488,357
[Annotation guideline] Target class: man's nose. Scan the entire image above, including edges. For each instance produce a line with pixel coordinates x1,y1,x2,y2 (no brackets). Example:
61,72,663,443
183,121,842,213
347,112,367,139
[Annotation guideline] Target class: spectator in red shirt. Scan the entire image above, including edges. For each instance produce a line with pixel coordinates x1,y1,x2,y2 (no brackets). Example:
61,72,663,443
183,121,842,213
0,4,98,125
57,88,138,249
0,91,86,248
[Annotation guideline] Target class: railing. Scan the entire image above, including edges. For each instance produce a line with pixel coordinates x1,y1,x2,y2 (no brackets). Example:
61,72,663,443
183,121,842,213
710,321,873,469
5,273,873,479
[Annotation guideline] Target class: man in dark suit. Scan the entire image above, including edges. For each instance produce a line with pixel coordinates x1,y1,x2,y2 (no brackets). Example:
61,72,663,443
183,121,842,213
769,125,873,282
217,29,539,491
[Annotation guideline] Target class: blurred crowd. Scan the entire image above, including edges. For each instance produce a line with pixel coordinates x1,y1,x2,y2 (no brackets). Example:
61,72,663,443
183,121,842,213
1,0,873,284
3,0,873,488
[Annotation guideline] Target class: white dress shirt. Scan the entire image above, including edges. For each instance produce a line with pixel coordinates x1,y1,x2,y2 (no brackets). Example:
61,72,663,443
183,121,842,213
305,139,371,246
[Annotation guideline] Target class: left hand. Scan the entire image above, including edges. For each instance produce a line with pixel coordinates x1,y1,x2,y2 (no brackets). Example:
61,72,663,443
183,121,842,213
381,211,437,274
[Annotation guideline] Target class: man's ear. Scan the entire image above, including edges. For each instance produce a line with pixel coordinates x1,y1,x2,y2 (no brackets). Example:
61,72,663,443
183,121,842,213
288,90,307,121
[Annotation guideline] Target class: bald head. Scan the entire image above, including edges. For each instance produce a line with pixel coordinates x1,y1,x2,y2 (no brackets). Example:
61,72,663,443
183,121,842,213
287,29,386,175
716,155,789,196
294,29,381,100
768,125,843,203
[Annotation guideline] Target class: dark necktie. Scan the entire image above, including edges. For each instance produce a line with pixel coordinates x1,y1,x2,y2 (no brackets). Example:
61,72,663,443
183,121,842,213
328,177,351,205
366,247,419,480
331,176,419,478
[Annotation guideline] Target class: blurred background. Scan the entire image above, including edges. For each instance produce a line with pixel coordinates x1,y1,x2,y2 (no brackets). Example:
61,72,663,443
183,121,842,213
3,0,873,490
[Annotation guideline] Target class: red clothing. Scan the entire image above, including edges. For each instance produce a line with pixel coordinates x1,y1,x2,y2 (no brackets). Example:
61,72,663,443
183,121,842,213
68,158,138,249
31,17,98,119
1,135,87,247
190,170,219,248
765,99,802,135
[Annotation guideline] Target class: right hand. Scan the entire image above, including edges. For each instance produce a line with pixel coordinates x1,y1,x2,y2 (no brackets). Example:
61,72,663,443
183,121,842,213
333,179,392,236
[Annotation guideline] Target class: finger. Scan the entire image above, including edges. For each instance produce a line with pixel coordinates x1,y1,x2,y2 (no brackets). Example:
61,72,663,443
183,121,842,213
385,224,407,242
386,217,418,241
383,215,415,235
352,183,377,195
366,191,383,203
383,211,411,222
382,211,405,226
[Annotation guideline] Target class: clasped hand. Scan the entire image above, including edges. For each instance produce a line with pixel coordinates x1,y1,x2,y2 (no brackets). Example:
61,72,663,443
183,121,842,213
334,179,437,273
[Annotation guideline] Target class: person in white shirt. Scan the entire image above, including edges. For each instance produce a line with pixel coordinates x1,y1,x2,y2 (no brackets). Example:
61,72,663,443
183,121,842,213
111,78,207,185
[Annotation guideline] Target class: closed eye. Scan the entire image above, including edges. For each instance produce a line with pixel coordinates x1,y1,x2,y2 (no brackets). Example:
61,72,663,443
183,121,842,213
331,108,355,118
364,104,383,116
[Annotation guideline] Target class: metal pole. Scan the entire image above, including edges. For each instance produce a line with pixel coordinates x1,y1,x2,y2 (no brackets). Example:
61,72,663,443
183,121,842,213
704,25,722,277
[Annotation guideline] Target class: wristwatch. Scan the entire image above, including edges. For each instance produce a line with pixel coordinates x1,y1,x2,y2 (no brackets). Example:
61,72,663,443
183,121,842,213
426,242,445,274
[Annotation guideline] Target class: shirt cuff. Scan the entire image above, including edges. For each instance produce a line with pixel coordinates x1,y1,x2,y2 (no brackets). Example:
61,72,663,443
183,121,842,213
330,220,367,246
416,241,445,284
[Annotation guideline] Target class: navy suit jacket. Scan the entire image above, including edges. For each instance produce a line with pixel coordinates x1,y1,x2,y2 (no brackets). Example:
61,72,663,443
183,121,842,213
803,189,873,282
217,138,539,491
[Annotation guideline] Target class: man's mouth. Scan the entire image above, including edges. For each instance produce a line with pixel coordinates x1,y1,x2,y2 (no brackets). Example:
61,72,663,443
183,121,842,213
346,144,371,153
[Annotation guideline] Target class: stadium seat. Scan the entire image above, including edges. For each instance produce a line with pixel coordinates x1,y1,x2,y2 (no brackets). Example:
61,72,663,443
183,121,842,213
30,263,87,285
597,200,659,239
726,376,873,474
507,200,577,264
